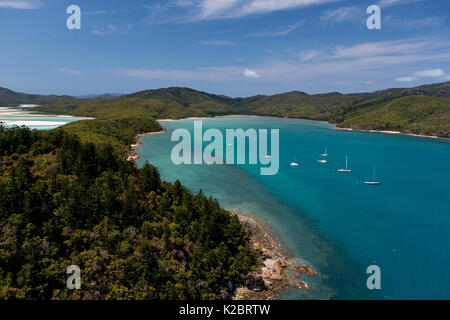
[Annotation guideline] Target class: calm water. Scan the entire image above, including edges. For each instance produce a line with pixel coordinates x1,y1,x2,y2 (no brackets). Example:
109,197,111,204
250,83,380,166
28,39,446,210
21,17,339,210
137,116,450,300
0,106,90,130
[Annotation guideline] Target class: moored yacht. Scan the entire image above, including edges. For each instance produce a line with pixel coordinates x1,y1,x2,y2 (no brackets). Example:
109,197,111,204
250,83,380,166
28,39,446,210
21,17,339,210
338,155,351,172
364,164,380,185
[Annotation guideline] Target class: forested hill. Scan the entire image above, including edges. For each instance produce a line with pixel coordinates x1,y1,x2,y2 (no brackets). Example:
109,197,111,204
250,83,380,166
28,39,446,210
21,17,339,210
0,87,72,106
6,81,450,138
338,95,450,137
0,120,258,299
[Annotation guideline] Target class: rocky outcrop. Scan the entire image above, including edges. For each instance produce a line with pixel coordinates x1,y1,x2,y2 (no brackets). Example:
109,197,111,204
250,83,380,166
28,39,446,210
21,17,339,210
400,89,424,96
232,212,319,300
262,259,286,281
293,264,318,277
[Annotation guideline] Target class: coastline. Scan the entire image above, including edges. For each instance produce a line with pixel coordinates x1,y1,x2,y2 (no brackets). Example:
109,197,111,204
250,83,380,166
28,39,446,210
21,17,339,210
128,125,316,299
131,116,449,300
157,115,449,141
157,115,265,122
231,211,318,300
129,125,319,299
127,129,167,161
335,126,450,141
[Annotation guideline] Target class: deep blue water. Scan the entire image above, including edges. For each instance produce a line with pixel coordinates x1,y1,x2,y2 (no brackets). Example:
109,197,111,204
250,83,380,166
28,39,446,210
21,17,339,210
137,116,450,300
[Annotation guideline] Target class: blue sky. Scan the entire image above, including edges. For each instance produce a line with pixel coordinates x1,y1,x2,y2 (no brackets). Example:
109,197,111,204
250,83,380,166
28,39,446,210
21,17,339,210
1,0,450,97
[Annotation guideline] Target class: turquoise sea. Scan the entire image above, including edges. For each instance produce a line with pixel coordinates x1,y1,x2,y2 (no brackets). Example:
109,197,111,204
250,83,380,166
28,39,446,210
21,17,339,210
137,116,450,300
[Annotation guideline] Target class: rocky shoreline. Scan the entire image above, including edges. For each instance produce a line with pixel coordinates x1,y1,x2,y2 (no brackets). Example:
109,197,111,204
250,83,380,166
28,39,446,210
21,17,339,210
126,127,319,299
127,129,167,161
232,212,318,300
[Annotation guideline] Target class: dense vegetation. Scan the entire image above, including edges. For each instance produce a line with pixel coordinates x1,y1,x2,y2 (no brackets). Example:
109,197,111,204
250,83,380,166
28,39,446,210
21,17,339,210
1,81,447,300
32,82,450,138
0,123,258,300
58,117,163,149
337,95,450,137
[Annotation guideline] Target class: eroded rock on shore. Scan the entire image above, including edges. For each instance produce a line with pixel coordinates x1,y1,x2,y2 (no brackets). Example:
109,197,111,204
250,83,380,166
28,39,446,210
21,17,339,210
232,212,318,300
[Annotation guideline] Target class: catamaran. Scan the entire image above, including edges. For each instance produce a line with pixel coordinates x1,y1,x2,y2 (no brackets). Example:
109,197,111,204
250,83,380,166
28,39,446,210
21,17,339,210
290,156,299,167
364,165,380,185
338,156,351,172
321,148,328,157
317,157,328,163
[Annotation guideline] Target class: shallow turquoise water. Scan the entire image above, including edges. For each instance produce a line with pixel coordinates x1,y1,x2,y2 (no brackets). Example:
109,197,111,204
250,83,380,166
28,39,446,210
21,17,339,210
0,106,90,130
137,116,450,300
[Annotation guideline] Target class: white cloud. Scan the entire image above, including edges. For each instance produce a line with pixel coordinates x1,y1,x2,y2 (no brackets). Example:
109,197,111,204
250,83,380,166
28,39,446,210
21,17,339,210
91,25,117,36
395,76,417,83
301,50,320,61
58,68,82,76
201,40,234,46
243,68,261,78
394,16,447,28
85,9,127,16
91,24,133,36
0,0,41,9
113,37,450,87
173,0,194,8
195,0,342,20
333,38,433,59
365,80,374,85
248,20,305,37
320,6,361,23
395,69,446,83
143,0,342,23
378,0,423,8
414,69,444,77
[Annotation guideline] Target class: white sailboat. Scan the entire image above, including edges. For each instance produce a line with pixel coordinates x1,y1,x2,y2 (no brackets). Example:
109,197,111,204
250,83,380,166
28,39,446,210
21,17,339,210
318,148,328,163
338,156,351,172
290,156,299,167
364,165,380,185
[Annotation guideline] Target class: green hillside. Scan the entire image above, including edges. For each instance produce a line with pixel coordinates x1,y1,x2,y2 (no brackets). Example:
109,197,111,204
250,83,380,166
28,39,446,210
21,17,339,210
354,81,450,100
0,122,258,299
337,95,450,138
234,91,364,121
0,87,72,107
58,118,162,150
23,82,450,139
34,88,235,120
34,88,364,121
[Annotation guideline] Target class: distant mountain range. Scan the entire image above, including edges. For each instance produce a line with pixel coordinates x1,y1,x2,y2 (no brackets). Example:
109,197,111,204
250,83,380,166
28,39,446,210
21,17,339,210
1,82,449,138
0,87,73,106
